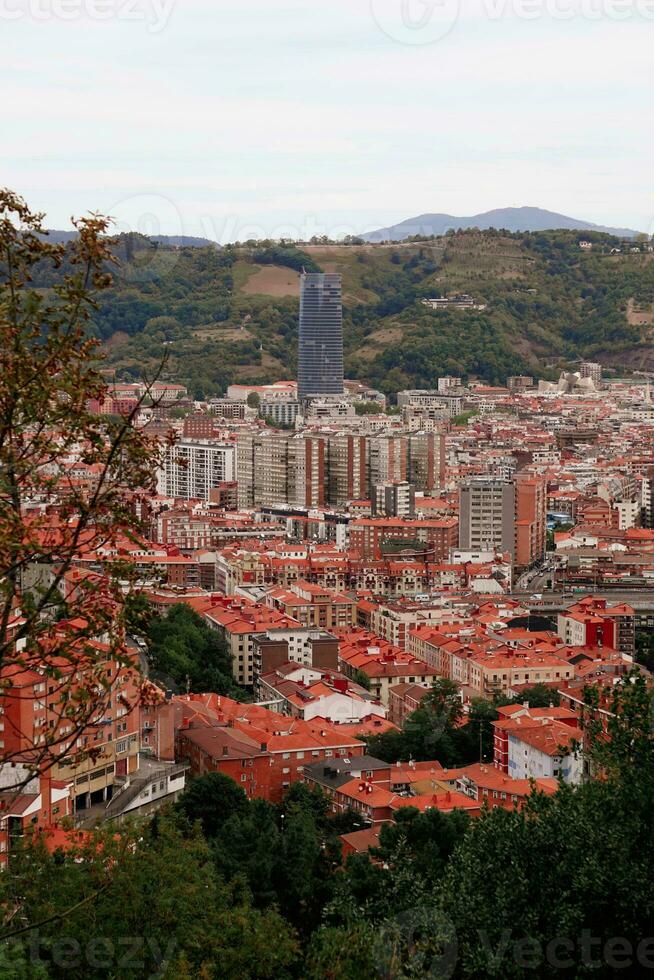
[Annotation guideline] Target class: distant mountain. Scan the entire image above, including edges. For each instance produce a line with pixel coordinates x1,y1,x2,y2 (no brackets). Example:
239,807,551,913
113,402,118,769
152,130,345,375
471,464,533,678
38,230,78,244
41,230,217,248
362,207,641,242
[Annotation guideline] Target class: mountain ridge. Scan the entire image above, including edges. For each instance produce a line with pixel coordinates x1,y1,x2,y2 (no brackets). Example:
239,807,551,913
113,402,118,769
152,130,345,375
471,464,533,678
39,230,217,249
362,206,641,242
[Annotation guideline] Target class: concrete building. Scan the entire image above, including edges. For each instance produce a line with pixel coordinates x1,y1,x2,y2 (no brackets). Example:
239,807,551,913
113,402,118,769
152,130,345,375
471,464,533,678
507,720,582,784
506,375,534,392
459,475,546,570
327,435,368,507
260,399,299,427
372,481,415,518
236,432,295,509
514,475,547,571
459,479,516,555
580,361,602,386
160,440,236,501
203,595,312,686
368,433,444,493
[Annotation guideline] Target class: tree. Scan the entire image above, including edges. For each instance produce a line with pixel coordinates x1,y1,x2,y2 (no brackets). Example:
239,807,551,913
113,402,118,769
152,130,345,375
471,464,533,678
176,772,249,839
145,603,245,697
213,798,282,908
353,402,381,416
635,630,654,673
352,669,371,691
509,683,561,709
0,189,162,790
246,391,261,409
307,924,377,980
0,814,299,978
367,679,469,765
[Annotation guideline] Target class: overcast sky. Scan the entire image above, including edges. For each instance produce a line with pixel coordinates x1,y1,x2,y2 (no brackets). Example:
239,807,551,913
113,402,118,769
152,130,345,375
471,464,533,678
2,0,652,240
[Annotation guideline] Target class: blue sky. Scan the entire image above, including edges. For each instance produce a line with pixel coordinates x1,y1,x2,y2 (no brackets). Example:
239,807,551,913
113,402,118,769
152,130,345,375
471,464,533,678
2,0,652,240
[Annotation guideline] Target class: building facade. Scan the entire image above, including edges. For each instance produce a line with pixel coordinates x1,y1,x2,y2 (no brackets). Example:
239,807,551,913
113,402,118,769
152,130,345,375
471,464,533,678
160,440,236,500
298,273,344,402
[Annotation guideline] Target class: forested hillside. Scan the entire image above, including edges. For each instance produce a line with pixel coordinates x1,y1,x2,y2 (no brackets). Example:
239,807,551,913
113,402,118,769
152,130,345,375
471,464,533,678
47,229,654,398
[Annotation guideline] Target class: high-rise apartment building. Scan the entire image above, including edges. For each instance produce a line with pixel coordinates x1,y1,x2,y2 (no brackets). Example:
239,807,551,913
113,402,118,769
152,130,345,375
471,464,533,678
298,273,344,402
368,435,407,486
368,433,444,493
236,430,444,512
514,475,547,570
293,435,327,510
372,482,415,518
407,433,444,493
236,432,295,509
327,435,367,507
459,479,516,555
459,474,546,569
159,440,235,500
580,361,602,386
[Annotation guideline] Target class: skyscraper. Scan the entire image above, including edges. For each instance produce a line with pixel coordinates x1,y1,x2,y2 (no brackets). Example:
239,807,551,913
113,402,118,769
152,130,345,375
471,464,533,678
298,272,344,402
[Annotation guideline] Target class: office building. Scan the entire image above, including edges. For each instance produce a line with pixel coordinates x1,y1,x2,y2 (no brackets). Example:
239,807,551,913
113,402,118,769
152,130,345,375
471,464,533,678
298,273,344,402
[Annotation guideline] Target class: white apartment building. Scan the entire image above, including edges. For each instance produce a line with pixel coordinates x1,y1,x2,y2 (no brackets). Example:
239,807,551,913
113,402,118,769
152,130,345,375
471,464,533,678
507,722,582,784
159,440,235,500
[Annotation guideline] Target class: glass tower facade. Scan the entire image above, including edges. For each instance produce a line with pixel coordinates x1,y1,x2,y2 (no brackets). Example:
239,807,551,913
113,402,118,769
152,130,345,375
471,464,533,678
298,272,344,402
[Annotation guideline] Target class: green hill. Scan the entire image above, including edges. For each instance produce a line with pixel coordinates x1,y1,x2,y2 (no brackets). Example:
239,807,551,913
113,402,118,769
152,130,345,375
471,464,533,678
82,230,654,398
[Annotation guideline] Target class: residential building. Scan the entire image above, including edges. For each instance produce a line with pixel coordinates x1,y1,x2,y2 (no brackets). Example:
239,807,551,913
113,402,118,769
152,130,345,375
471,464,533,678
175,694,363,803
159,440,236,500
265,580,357,630
459,478,515,555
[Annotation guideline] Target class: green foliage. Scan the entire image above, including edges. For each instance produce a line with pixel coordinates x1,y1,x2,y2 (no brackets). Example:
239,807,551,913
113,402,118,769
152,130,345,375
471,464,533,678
306,923,378,979
251,245,321,273
0,815,298,979
5,676,652,978
210,781,347,937
176,772,249,838
352,669,371,691
93,229,654,397
353,401,382,415
507,683,561,708
365,678,493,766
367,682,562,768
451,410,478,426
144,603,246,698
635,630,654,673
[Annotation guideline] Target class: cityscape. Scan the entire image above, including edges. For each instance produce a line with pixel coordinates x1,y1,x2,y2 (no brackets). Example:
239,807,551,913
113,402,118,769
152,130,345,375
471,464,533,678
2,2,654,978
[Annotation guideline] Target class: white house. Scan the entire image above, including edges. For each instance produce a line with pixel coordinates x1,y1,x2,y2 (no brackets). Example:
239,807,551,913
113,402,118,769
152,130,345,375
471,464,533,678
507,719,582,784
